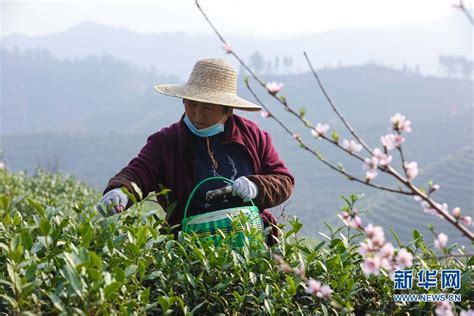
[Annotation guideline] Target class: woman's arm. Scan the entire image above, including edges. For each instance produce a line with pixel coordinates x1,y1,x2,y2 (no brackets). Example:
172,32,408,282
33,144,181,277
103,132,163,209
247,130,295,209
247,174,294,209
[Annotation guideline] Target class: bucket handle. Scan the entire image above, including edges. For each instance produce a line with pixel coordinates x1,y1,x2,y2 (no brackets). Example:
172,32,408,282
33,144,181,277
182,176,256,223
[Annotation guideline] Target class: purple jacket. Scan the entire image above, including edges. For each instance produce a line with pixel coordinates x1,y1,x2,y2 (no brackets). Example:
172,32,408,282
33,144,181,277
105,114,294,244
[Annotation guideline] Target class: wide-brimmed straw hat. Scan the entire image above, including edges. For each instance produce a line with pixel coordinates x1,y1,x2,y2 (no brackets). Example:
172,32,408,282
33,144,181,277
154,58,262,111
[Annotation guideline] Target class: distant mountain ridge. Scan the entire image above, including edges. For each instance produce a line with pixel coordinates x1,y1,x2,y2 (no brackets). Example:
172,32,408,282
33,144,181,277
1,48,472,135
0,12,471,78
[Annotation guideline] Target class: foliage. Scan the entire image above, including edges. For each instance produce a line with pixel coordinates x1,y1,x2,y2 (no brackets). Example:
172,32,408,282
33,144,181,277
0,169,472,314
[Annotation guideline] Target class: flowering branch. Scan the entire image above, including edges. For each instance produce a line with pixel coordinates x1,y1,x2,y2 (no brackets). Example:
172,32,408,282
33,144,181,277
245,80,412,195
306,63,474,238
407,183,473,239
195,0,474,241
272,253,333,300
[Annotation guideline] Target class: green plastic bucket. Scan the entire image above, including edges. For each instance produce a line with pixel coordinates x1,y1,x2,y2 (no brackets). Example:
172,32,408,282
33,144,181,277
182,176,263,247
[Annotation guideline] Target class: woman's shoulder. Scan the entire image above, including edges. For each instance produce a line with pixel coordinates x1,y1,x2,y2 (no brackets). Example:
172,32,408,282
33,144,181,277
146,121,182,142
232,114,269,140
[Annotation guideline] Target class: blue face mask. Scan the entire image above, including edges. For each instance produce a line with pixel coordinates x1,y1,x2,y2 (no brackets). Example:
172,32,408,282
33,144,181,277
183,115,225,138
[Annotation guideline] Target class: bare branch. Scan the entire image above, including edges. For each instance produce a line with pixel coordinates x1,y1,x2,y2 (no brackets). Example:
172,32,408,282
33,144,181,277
453,0,474,25
303,52,373,155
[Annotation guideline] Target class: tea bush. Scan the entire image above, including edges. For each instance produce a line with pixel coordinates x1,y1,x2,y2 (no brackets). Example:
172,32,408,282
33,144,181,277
0,168,472,314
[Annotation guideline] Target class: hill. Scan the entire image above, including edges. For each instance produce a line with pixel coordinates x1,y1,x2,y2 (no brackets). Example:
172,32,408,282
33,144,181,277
0,12,471,78
1,48,472,135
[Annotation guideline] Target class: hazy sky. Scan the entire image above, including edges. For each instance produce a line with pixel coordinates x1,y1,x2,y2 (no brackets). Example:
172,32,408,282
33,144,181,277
1,0,472,38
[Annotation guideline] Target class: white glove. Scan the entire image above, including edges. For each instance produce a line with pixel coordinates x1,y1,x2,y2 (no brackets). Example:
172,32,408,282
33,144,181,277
231,176,258,202
96,188,129,217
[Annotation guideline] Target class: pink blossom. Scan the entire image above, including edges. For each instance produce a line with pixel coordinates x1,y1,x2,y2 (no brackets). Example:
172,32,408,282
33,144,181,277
365,169,377,181
380,242,395,258
364,223,376,237
365,224,385,247
260,111,271,118
273,254,292,272
379,257,392,271
363,156,379,180
395,248,413,268
404,161,418,180
432,184,440,191
341,211,363,228
431,203,449,219
266,81,284,95
358,240,374,256
0,161,4,169
434,232,448,249
304,279,332,299
438,203,449,213
362,256,381,275
311,123,330,138
435,301,454,316
273,254,284,264
421,201,431,210
393,134,406,147
294,265,305,278
380,134,404,150
373,148,392,167
451,207,461,218
316,285,332,299
413,195,422,202
421,202,443,218
304,278,321,294
348,215,362,228
390,113,412,132
460,310,474,316
222,42,232,54
363,157,378,171
463,216,472,226
292,133,301,140
341,139,362,153
380,134,395,150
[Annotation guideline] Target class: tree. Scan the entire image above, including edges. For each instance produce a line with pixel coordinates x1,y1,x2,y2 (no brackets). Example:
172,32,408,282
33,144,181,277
248,51,265,74
283,56,293,73
439,54,473,78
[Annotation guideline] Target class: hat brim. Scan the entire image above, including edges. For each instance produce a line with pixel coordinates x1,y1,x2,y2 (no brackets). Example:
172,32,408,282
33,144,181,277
154,83,262,112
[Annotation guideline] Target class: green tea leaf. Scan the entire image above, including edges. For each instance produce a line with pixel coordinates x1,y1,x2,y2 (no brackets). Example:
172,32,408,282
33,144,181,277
125,265,138,278
21,230,34,250
104,282,121,300
27,198,45,217
390,228,402,248
48,292,65,312
39,218,51,236
63,265,83,299
412,229,421,241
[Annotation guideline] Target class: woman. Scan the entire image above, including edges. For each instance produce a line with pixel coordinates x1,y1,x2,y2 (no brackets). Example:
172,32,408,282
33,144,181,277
97,58,294,245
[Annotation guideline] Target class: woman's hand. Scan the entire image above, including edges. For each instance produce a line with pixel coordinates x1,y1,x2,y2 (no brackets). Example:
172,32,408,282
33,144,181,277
231,176,258,202
96,188,129,216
